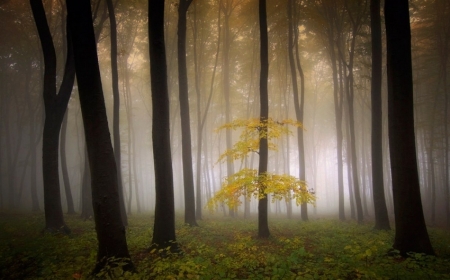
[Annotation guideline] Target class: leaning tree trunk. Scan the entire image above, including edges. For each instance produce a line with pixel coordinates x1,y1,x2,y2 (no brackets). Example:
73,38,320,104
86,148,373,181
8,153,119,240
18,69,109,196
384,0,434,256
66,0,134,273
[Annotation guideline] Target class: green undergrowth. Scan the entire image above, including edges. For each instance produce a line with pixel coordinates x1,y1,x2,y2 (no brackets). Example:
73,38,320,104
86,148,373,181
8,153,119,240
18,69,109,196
1,212,450,279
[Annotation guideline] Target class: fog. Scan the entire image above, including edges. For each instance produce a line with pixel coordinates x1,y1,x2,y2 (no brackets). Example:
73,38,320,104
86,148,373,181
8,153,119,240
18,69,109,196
0,0,448,227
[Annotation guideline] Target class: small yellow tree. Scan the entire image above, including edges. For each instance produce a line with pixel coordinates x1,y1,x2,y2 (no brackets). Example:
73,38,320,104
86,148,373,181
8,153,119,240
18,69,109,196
208,118,315,212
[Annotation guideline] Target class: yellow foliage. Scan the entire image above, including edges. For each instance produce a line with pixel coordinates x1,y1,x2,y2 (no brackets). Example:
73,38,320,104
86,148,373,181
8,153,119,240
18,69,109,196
208,118,314,212
215,118,303,164
206,169,316,212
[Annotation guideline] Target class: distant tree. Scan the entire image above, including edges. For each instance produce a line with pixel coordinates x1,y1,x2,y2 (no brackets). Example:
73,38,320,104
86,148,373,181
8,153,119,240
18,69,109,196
313,0,346,221
193,0,220,220
177,0,198,227
149,0,179,252
106,0,128,226
66,0,134,273
384,0,434,255
60,111,75,215
341,0,367,224
220,0,238,217
370,0,390,230
59,11,75,215
288,0,308,221
30,0,75,233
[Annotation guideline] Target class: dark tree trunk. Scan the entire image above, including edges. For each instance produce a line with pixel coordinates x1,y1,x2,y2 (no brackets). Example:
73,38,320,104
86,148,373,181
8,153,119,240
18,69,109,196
370,0,390,230
30,0,75,233
149,0,179,252
177,0,198,227
66,0,134,273
257,0,270,239
106,0,128,227
384,0,434,256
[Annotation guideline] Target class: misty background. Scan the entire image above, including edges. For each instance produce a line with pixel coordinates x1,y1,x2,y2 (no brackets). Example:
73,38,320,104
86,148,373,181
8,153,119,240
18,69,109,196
0,0,448,226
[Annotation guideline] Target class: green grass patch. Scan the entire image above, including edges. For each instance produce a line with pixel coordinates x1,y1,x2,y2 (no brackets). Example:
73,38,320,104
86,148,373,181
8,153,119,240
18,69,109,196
1,213,449,279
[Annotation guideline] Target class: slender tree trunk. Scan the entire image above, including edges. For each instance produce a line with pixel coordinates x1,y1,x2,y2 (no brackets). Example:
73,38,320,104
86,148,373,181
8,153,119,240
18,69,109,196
177,0,198,226
194,0,221,220
384,0,434,255
288,0,308,221
221,0,236,217
370,0,390,230
106,0,128,226
60,110,76,214
341,0,365,226
258,0,270,238
324,12,345,220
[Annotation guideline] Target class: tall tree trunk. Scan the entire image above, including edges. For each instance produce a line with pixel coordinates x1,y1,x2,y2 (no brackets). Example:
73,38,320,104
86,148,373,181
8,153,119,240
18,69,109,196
59,7,75,216
194,0,220,220
384,0,434,256
221,0,236,217
294,8,308,222
149,0,179,252
258,0,270,238
370,0,390,230
31,0,75,233
343,0,365,224
288,0,308,221
106,0,128,226
177,0,198,226
66,0,134,273
322,2,345,220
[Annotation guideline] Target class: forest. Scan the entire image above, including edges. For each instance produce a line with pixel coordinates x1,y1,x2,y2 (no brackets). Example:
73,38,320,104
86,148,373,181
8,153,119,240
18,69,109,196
0,0,449,279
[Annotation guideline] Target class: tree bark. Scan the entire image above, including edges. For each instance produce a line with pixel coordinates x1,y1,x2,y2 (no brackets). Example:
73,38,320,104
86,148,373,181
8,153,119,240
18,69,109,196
384,0,434,255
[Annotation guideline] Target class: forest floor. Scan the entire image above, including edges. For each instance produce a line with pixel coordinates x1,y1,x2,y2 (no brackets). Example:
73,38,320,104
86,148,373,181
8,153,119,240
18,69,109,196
1,212,450,279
